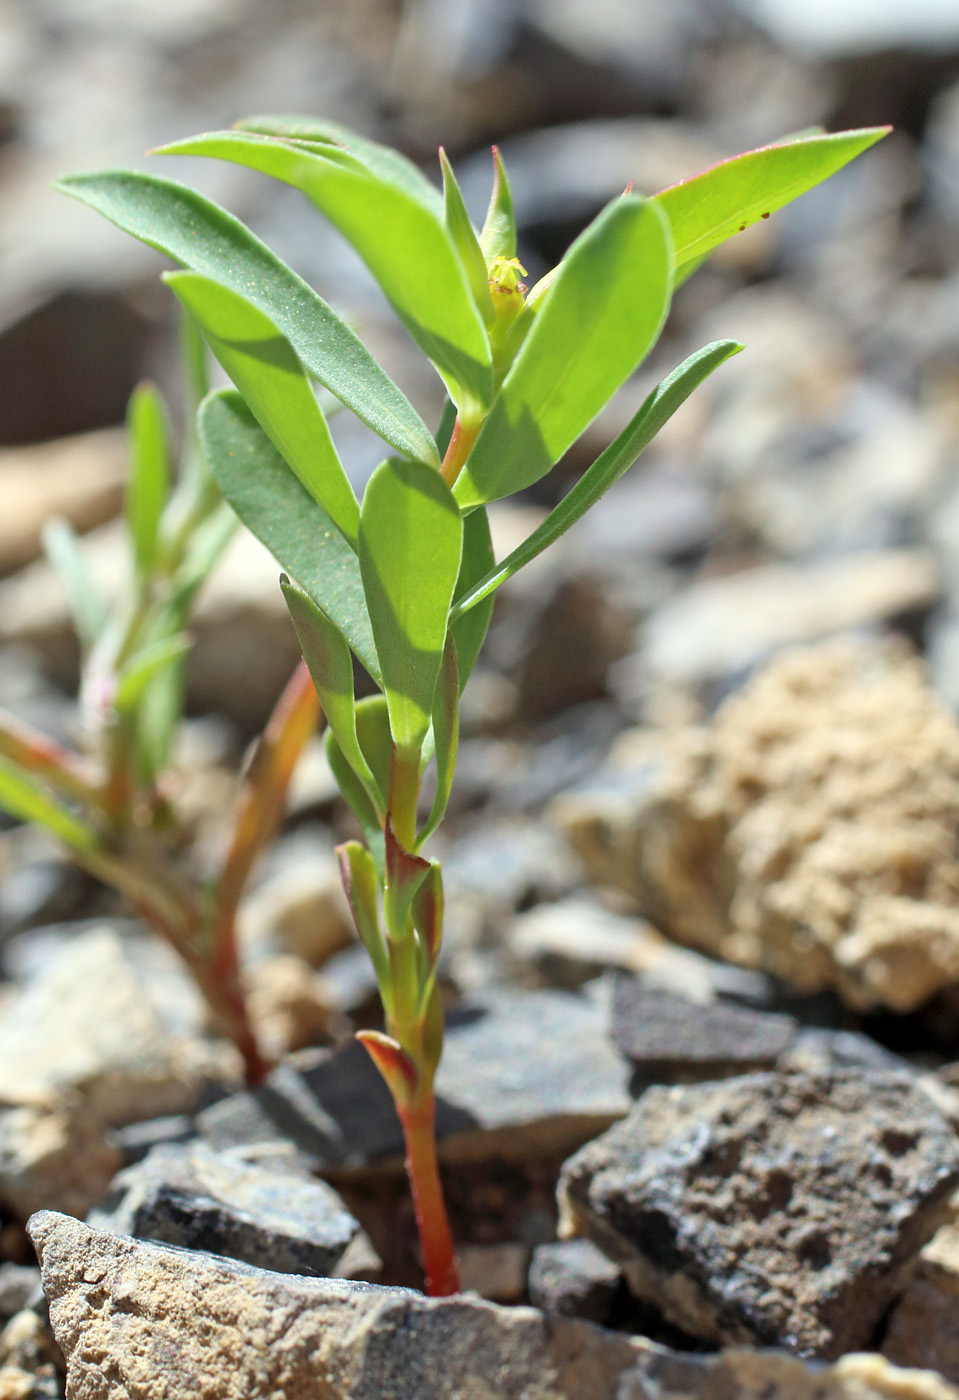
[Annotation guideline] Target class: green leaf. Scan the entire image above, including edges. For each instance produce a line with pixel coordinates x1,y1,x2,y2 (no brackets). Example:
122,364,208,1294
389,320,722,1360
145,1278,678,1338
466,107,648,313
653,126,890,274
166,271,359,546
452,339,743,620
114,634,190,714
41,518,108,650
126,382,171,577
440,148,494,328
55,170,438,467
154,132,494,416
359,458,463,754
281,577,384,818
454,195,673,509
418,634,458,848
0,755,96,854
237,114,444,216
199,389,379,680
325,695,392,868
480,146,516,262
337,840,390,991
451,506,495,688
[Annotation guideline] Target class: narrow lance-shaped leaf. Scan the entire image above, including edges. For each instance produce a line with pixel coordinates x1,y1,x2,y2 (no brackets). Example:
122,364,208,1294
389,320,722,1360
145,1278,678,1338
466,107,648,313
41,519,108,650
155,132,495,417
127,382,170,577
0,755,97,855
440,148,494,328
198,390,379,682
166,271,359,546
237,114,444,215
454,195,673,509
480,146,516,261
450,506,495,690
338,840,391,994
418,634,459,848
325,695,392,870
55,171,438,466
359,458,463,755
652,126,890,275
281,576,385,820
114,634,191,714
452,339,743,620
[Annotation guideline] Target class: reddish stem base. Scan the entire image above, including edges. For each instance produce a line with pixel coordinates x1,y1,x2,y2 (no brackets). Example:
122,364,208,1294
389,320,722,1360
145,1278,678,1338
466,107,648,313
399,1100,460,1296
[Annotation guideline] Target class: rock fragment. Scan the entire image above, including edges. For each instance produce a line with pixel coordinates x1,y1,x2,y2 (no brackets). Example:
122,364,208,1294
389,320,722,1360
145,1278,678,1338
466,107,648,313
883,1208,959,1383
558,1069,959,1357
528,1238,622,1324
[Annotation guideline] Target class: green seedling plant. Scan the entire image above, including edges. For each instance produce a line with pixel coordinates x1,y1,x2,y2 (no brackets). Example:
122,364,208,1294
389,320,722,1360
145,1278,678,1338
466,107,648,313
56,118,889,1294
0,328,319,1084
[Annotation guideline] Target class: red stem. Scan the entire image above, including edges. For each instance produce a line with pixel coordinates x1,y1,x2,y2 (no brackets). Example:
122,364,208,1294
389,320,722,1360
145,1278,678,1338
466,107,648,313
399,1097,460,1296
439,415,480,488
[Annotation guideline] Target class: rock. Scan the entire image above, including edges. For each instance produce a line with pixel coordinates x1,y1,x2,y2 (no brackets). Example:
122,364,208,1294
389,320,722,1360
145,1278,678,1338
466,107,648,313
778,1028,915,1077
528,1238,622,1324
0,1367,58,1399
87,1140,372,1281
0,1101,121,1221
30,1211,643,1400
635,550,939,691
199,987,632,1171
240,850,354,968
0,1272,39,1328
107,1114,196,1168
558,1069,959,1357
0,1312,59,1379
883,1206,959,1383
245,955,332,1057
610,973,797,1080
623,1349,959,1400
559,640,959,1013
731,0,959,55
456,1244,527,1303
0,428,125,577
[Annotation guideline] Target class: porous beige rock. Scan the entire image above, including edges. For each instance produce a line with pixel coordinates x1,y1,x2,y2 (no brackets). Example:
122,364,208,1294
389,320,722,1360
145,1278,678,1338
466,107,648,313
556,639,959,1012
624,1350,959,1400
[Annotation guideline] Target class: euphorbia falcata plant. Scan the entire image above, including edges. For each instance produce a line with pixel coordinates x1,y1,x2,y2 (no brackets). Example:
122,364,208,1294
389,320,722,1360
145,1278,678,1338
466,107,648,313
57,118,889,1294
0,332,319,1085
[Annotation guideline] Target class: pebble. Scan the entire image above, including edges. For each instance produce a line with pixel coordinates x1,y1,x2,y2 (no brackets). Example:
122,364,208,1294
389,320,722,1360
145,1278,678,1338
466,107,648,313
528,1238,622,1324
558,1068,959,1357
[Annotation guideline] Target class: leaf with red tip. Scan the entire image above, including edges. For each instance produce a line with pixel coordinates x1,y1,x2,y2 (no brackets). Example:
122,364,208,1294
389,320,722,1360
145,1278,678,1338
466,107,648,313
357,1030,419,1103
412,861,444,970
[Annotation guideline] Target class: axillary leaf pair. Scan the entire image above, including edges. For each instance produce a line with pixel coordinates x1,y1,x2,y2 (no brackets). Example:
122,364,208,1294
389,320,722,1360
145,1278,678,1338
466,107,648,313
56,116,889,1295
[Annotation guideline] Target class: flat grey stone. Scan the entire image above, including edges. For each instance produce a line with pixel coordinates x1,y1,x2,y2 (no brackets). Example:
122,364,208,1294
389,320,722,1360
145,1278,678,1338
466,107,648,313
199,987,632,1170
29,1212,642,1400
559,1069,959,1358
611,973,797,1080
0,1266,40,1325
528,1239,622,1324
87,1141,368,1280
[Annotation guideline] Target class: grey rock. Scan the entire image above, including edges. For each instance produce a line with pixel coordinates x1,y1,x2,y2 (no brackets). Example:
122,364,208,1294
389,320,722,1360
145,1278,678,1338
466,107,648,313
87,1141,368,1280
0,1269,40,1326
883,1206,959,1383
622,1347,959,1400
199,987,631,1170
611,973,797,1080
107,1115,197,1167
528,1238,622,1324
29,1211,643,1400
558,1069,959,1357
731,0,959,55
777,1028,914,1077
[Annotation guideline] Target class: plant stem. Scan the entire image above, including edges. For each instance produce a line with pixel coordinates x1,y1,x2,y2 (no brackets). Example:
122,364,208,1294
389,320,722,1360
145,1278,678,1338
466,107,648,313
399,1094,460,1296
439,414,481,488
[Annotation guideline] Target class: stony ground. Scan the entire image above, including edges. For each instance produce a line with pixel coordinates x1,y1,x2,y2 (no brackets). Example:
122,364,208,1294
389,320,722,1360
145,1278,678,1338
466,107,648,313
4,1,959,1398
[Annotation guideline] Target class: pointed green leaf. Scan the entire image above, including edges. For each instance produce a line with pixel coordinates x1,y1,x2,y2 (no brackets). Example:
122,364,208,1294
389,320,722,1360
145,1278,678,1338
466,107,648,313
114,634,190,714
126,382,170,577
452,339,743,620
154,132,494,416
418,634,459,847
451,506,495,688
55,170,438,466
454,195,673,509
325,695,392,868
166,271,359,546
282,577,384,819
198,389,379,680
237,114,444,215
337,840,390,990
480,146,516,262
41,518,108,650
653,126,890,274
440,148,494,328
359,458,463,754
0,755,96,854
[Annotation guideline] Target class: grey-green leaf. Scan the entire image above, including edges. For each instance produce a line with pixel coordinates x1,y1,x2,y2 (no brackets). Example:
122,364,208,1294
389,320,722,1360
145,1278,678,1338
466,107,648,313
199,389,379,681
359,458,463,754
41,518,108,650
126,381,171,577
55,170,438,466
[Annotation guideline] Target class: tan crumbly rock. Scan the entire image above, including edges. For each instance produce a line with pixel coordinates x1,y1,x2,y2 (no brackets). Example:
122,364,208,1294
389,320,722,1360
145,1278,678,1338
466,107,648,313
557,639,959,1012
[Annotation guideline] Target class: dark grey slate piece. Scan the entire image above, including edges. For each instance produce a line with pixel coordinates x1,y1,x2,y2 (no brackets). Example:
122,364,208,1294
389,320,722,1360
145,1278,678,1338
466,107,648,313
528,1238,622,1324
198,987,632,1170
87,1140,366,1279
0,1264,41,1323
611,973,797,1079
558,1069,959,1358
